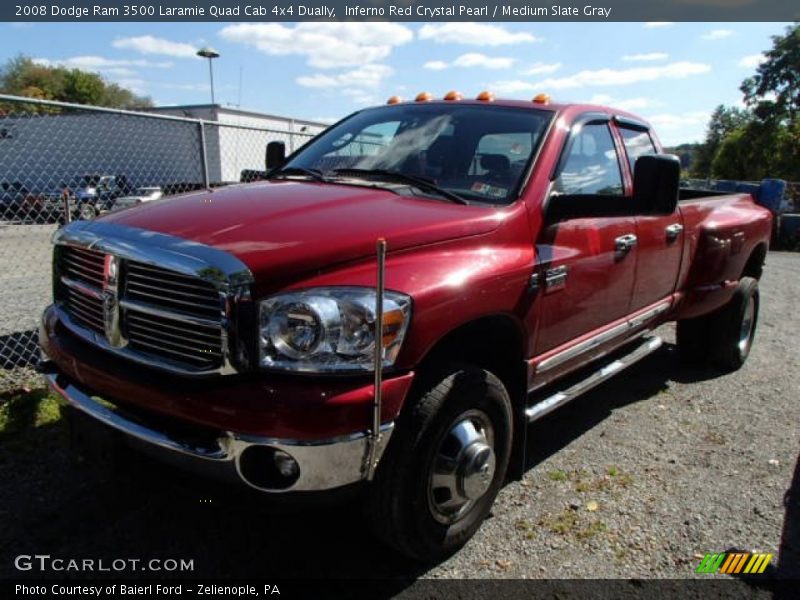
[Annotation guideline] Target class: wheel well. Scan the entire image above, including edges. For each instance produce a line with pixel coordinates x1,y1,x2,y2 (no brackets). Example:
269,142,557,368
742,243,767,280
417,315,527,407
414,315,529,480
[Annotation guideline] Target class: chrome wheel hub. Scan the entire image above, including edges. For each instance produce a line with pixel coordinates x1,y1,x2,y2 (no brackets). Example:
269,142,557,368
428,410,496,524
738,295,756,355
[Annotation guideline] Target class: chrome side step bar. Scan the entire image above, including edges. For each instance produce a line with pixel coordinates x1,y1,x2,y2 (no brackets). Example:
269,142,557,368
525,335,663,423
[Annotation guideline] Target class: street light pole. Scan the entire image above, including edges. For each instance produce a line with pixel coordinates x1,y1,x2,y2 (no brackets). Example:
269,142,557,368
196,47,220,105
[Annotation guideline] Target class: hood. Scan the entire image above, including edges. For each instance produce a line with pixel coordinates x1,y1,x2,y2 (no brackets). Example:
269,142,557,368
100,180,505,282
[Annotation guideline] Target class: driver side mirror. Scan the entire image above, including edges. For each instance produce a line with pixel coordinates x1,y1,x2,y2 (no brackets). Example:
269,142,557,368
633,154,680,215
266,141,286,170
545,154,681,223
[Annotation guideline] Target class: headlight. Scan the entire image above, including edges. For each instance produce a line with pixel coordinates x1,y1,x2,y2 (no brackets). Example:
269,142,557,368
259,287,411,373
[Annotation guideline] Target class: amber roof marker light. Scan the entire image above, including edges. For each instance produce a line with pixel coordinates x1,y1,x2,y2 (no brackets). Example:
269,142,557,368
415,91,434,102
443,90,463,101
533,93,551,105
476,90,496,102
386,96,403,105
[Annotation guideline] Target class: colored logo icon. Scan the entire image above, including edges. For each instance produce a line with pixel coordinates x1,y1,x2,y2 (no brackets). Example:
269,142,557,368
696,552,773,574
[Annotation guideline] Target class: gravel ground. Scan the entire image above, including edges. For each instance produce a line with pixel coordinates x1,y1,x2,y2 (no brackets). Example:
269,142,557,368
0,222,54,336
0,223,54,389
0,252,797,586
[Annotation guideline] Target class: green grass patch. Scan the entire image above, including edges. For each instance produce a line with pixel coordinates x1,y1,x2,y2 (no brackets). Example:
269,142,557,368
548,469,568,482
576,520,608,540
538,508,579,535
574,469,634,493
0,387,62,441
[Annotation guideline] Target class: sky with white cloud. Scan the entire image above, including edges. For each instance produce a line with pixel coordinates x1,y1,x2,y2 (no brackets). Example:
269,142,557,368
2,21,789,146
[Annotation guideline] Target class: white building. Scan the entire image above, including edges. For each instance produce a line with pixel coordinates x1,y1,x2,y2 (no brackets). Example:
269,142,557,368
149,104,328,183
0,100,328,193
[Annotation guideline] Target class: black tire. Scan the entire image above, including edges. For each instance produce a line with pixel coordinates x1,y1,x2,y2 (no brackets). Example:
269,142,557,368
709,276,759,371
675,277,759,371
364,364,513,562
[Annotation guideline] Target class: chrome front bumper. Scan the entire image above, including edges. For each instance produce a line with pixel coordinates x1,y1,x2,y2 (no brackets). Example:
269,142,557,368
43,365,393,493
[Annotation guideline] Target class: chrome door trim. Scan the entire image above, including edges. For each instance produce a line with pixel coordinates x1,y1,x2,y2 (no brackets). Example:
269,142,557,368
526,336,663,422
535,299,671,375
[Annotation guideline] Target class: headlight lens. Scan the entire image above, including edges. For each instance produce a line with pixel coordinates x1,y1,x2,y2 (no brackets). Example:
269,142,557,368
259,287,411,372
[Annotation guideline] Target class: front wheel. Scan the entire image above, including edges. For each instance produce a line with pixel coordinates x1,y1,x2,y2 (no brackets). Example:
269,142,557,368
364,364,513,562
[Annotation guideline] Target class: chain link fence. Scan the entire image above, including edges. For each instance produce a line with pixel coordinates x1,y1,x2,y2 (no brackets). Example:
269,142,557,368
0,94,322,392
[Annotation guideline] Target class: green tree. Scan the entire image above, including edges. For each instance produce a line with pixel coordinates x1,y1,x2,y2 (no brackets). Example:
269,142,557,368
733,22,800,181
691,105,751,178
741,22,800,123
0,55,152,109
693,23,799,182
62,69,105,105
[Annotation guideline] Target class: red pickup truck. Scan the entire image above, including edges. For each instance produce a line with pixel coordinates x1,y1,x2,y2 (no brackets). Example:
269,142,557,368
40,94,772,561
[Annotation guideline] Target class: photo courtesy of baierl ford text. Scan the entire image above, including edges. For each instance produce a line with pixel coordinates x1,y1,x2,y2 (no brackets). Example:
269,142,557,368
0,0,798,597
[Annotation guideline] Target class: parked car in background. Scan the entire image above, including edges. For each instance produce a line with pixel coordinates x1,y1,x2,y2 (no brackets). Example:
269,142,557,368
0,182,54,223
73,174,132,220
111,186,164,211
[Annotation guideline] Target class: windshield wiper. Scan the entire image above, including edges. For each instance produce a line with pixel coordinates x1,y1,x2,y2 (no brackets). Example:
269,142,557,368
267,166,327,182
331,168,469,205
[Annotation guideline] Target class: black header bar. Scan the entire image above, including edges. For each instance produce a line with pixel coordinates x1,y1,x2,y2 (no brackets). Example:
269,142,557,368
3,0,799,22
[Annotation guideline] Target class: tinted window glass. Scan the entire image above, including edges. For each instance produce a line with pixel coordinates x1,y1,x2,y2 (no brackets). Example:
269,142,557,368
286,104,553,205
555,123,623,195
620,127,656,173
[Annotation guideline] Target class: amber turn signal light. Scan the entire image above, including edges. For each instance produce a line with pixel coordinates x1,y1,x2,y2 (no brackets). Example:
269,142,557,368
382,309,406,346
532,93,551,104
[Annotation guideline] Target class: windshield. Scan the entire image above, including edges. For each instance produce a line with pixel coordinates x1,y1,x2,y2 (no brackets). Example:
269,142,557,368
284,103,553,205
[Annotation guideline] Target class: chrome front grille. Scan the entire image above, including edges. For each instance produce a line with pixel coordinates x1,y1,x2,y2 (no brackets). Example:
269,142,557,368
125,311,223,368
64,286,105,334
62,246,104,288
61,246,105,334
125,262,221,319
58,245,228,374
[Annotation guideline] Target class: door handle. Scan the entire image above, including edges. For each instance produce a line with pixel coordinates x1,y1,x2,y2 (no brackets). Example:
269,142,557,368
544,265,568,289
614,234,638,253
665,223,684,241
